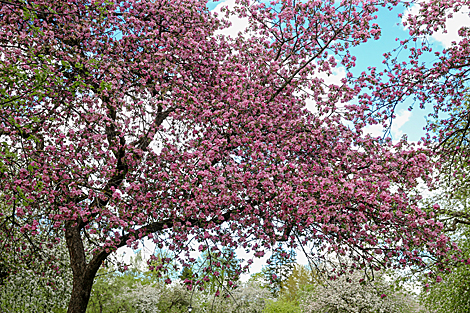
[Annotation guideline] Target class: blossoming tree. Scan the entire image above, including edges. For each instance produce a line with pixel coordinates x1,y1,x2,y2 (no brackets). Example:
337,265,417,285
300,270,420,313
0,0,454,312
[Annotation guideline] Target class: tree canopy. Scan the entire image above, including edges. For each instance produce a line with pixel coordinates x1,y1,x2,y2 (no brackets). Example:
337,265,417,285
0,0,460,312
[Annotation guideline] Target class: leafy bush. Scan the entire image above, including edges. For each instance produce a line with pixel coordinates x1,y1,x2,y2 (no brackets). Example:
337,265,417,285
263,298,301,313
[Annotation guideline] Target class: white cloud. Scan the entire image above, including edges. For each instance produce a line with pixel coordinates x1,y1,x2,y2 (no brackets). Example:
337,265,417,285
363,110,412,140
391,110,412,139
318,66,347,87
363,123,385,138
403,3,470,48
213,0,250,38
432,8,470,48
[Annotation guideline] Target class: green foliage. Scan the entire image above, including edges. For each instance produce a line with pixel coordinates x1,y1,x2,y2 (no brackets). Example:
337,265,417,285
263,298,301,313
419,230,470,313
279,264,319,303
87,250,171,313
261,264,314,313
86,270,137,313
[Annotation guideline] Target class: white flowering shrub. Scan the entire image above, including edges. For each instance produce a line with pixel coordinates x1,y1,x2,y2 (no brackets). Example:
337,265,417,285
0,200,72,312
300,271,420,313
0,268,70,312
192,281,273,313
115,282,164,313
0,244,72,313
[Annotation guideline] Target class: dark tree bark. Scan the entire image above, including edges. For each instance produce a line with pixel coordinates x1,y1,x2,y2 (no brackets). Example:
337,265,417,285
65,223,107,313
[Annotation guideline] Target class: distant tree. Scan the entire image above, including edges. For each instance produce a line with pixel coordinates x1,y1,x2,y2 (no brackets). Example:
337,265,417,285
280,264,319,303
193,280,272,313
0,243,71,312
300,271,420,313
262,247,297,296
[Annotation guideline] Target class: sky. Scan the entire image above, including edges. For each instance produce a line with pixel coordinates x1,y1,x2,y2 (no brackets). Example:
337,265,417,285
116,0,470,280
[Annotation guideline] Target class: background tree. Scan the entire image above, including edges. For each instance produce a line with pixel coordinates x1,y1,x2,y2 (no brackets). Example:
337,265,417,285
418,235,470,313
280,264,319,303
300,270,421,313
0,0,454,312
263,298,301,313
0,242,71,313
196,248,241,294
261,247,297,297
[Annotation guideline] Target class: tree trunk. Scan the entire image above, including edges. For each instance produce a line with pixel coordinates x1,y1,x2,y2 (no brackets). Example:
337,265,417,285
65,222,107,313
67,273,95,313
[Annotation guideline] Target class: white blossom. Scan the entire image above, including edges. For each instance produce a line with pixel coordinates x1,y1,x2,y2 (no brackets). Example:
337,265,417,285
300,272,419,313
